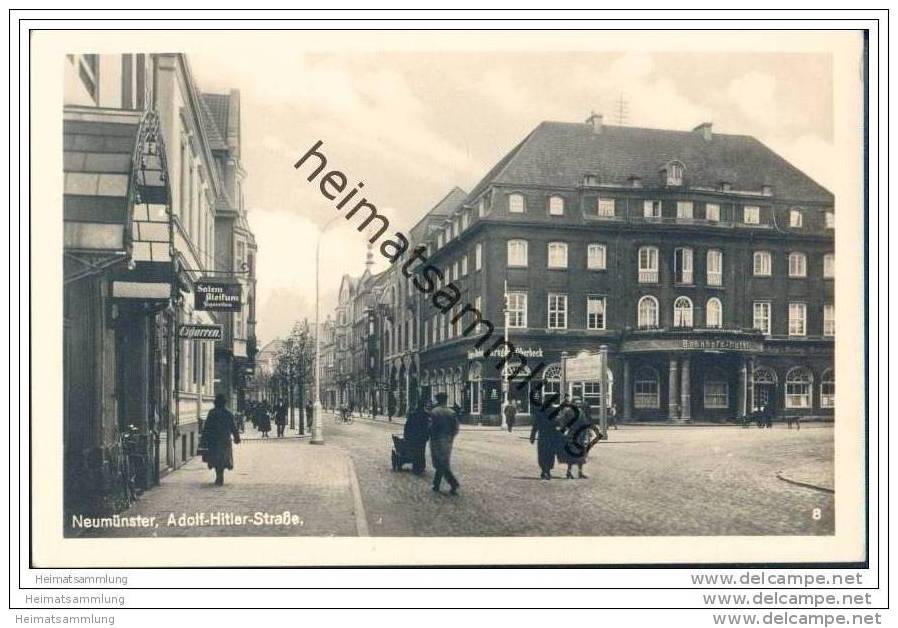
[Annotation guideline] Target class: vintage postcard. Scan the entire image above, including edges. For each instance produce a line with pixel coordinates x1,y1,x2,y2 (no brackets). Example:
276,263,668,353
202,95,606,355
29,27,868,567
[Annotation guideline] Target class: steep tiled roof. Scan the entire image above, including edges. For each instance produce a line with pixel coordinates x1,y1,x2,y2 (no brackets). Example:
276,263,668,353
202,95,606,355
468,121,833,204
199,94,228,151
409,186,468,241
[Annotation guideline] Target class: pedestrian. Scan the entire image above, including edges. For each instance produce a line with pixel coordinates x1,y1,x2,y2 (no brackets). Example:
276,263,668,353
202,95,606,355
608,403,619,430
557,398,594,479
274,403,287,437
429,392,460,495
403,399,431,475
201,394,241,486
258,404,272,438
305,402,314,432
504,401,518,433
530,403,561,480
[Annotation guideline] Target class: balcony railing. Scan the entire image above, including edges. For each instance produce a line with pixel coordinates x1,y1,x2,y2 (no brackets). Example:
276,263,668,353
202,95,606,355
638,270,659,283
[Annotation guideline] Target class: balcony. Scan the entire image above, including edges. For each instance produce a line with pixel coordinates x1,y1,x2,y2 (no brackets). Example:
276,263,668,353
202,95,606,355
638,270,659,283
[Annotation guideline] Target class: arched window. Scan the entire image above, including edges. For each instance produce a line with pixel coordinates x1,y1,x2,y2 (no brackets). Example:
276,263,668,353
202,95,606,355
508,193,525,213
507,239,528,267
637,295,659,329
638,246,659,283
673,296,693,328
706,297,723,328
753,367,777,385
703,370,729,409
634,366,660,408
548,195,564,216
541,363,562,403
785,367,813,408
821,369,835,408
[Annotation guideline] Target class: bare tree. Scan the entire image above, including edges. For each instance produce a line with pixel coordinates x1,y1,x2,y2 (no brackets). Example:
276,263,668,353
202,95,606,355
274,319,315,433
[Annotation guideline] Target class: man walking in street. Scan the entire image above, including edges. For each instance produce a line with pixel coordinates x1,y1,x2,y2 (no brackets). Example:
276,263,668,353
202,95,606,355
504,401,518,433
274,403,287,438
429,392,460,495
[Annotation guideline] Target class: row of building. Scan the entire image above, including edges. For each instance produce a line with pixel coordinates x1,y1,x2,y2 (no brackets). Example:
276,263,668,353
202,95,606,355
63,54,258,519
320,114,835,425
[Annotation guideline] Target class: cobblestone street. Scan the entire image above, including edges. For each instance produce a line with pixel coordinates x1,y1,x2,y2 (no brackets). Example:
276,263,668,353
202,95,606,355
330,416,834,537
83,414,834,538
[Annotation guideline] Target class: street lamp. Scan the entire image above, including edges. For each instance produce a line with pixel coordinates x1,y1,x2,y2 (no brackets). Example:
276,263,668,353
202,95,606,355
311,215,342,445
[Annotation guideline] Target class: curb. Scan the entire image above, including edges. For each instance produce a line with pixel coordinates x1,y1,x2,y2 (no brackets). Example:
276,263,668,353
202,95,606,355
345,456,369,537
776,471,835,494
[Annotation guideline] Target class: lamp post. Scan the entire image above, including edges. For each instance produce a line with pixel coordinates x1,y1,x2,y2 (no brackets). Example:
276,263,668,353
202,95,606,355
311,215,342,445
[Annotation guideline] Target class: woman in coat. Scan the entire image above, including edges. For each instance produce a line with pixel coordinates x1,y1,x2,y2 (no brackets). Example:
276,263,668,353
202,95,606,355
530,404,561,480
556,398,593,479
202,394,241,486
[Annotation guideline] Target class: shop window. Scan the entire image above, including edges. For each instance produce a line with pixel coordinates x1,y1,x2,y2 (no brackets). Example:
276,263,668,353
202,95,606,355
637,295,659,329
820,369,835,408
541,364,563,403
706,297,723,328
703,373,729,408
673,296,693,328
785,367,813,408
634,367,660,408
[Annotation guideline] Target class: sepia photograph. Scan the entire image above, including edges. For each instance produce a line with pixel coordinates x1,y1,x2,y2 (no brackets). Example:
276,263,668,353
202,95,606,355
32,27,867,567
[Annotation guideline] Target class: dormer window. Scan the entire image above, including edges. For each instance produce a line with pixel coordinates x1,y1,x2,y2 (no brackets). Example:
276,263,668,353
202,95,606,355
628,176,643,188
665,162,684,186
720,181,732,192
789,208,803,228
508,193,525,214
762,185,773,196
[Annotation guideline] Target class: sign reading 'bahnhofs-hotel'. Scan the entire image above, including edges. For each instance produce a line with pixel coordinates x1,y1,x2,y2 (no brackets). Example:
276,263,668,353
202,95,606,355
681,338,759,351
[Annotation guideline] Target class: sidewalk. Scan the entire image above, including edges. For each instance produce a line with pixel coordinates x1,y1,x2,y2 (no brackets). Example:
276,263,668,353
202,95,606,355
76,436,366,537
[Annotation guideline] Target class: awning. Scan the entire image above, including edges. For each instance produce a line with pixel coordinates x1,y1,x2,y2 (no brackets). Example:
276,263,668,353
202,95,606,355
64,107,175,299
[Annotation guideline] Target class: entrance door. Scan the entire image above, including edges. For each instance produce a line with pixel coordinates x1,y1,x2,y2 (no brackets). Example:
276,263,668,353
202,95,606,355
754,383,776,413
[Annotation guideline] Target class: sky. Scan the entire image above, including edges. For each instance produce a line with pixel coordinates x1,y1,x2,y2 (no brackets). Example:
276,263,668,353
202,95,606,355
189,49,835,345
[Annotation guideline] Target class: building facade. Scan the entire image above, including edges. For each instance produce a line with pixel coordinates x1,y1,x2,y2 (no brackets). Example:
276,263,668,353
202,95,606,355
202,89,258,414
63,53,252,520
414,116,834,423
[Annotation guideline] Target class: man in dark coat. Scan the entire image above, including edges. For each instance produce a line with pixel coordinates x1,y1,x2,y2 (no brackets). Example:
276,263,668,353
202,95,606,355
429,392,460,494
305,402,314,432
402,400,431,474
504,401,518,432
530,403,561,480
274,403,287,437
202,394,241,486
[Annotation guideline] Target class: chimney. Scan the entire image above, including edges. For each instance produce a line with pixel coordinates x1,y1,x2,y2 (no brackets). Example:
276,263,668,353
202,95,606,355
693,122,713,142
586,111,604,134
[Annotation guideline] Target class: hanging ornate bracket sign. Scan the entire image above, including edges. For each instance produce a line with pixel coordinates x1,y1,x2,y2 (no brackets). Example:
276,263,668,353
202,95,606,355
194,279,242,311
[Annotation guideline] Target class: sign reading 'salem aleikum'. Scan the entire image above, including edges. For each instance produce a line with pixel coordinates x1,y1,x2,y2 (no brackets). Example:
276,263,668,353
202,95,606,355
194,279,242,312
